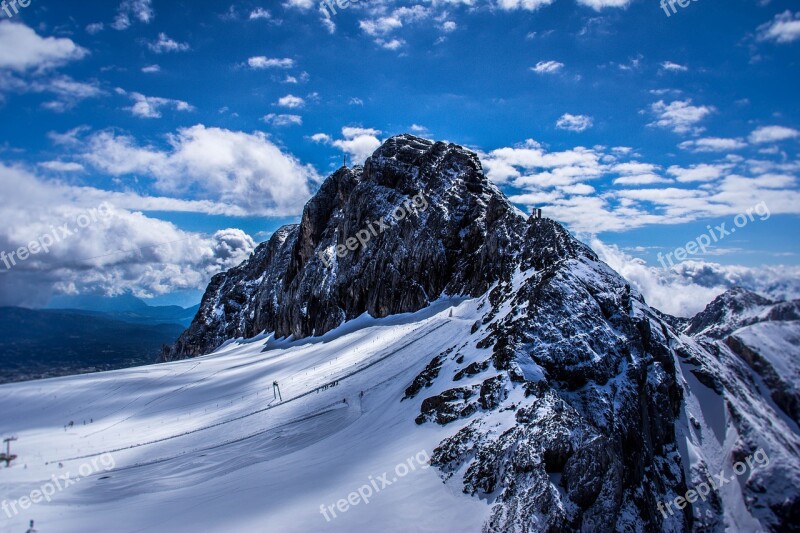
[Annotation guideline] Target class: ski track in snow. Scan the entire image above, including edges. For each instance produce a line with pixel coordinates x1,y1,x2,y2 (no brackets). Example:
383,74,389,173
0,298,490,533
52,320,449,464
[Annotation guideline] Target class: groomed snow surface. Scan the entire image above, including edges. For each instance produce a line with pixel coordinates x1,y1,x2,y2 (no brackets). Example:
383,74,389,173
0,298,490,533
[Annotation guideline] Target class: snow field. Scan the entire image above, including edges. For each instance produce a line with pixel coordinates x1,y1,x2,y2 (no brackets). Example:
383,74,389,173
0,298,491,532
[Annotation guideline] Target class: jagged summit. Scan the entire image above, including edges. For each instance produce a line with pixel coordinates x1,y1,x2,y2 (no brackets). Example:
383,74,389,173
163,135,692,531
686,287,777,339
167,134,567,358
161,134,799,531
683,286,800,428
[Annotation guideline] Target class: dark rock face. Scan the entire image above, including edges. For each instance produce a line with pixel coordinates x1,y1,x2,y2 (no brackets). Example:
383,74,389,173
166,135,799,532
454,359,490,382
168,225,298,358
403,349,451,400
166,134,525,359
416,385,479,425
420,243,686,532
685,286,774,339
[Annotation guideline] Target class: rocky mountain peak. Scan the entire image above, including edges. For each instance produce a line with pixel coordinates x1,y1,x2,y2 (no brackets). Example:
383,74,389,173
167,134,566,359
160,135,800,532
364,134,486,192
685,287,776,339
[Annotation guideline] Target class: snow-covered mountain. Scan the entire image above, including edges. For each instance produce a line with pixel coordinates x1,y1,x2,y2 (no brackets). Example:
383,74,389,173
1,135,797,532
165,134,526,358
684,287,800,433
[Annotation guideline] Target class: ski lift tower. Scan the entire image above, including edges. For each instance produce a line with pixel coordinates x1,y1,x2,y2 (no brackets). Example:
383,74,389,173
1,436,18,467
273,381,282,402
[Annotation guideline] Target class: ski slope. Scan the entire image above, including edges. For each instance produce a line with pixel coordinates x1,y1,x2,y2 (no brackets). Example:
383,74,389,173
0,298,490,533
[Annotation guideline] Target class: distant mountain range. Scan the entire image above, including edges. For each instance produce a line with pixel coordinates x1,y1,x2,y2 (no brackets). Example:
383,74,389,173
47,293,200,326
0,295,199,384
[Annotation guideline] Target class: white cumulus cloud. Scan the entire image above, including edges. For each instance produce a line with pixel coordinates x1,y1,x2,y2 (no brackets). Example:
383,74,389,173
248,57,294,69
649,99,715,135
81,125,320,216
276,94,305,108
576,0,631,10
531,60,564,74
122,91,194,119
497,0,556,11
757,11,800,44
0,22,88,71
749,125,800,144
313,127,383,165
592,237,800,317
678,137,747,152
262,113,303,126
0,164,257,307
147,33,189,54
556,113,593,132
112,0,154,30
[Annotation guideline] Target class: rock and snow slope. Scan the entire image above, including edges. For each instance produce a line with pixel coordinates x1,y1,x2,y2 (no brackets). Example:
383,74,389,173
165,134,525,358
667,289,800,532
0,301,493,532
1,135,798,532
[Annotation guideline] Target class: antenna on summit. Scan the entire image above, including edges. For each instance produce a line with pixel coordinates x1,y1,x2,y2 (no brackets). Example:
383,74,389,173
343,154,349,168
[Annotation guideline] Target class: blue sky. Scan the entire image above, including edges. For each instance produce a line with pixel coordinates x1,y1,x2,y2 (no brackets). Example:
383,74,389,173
0,0,798,314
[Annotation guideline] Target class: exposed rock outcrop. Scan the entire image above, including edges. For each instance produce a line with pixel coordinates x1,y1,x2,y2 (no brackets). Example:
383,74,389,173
165,135,800,532
166,135,525,358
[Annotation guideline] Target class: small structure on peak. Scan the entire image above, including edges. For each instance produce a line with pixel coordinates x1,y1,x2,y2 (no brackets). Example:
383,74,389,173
532,208,543,219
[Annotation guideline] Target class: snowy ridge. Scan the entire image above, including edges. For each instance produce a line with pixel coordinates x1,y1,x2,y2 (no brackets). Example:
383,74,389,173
1,136,798,532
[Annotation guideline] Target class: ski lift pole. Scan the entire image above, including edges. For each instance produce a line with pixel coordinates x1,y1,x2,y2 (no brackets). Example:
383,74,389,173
273,381,282,402
2,436,18,467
